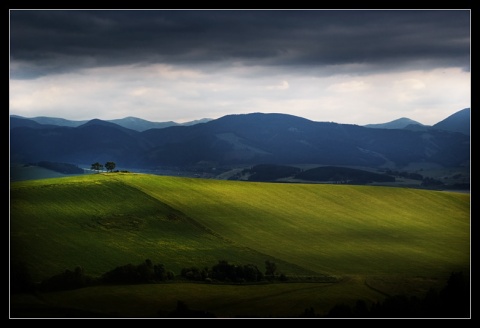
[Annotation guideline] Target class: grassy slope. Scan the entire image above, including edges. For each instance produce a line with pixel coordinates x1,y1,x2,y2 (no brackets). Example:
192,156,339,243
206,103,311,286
11,174,305,281
10,173,470,317
119,174,470,277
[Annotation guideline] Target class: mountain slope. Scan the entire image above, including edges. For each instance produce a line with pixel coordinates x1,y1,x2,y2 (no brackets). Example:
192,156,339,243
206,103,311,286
12,116,88,127
140,112,469,168
10,116,56,130
10,115,213,132
432,108,470,136
107,117,179,131
10,120,153,167
364,117,425,129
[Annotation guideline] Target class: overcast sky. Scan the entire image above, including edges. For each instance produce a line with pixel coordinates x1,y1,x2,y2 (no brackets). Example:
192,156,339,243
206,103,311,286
9,9,470,125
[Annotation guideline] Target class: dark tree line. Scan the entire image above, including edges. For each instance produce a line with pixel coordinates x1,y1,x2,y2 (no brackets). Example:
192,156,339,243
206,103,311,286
11,260,174,293
180,260,284,283
11,260,469,318
11,259,283,294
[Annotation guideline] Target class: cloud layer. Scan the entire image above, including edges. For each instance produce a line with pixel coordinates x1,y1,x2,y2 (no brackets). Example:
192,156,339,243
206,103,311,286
9,10,470,125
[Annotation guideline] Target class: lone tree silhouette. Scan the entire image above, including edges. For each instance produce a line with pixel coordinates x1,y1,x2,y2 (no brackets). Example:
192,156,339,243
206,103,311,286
105,162,116,172
265,260,277,279
91,162,103,173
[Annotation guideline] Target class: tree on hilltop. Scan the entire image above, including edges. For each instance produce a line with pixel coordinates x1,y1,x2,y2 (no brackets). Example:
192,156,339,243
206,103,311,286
105,161,116,172
91,162,103,172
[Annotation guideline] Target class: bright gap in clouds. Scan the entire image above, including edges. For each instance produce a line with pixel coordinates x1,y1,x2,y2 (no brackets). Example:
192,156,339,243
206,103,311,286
9,63,470,126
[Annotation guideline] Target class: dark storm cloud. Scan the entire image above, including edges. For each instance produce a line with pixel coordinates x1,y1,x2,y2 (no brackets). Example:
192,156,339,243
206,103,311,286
10,9,470,78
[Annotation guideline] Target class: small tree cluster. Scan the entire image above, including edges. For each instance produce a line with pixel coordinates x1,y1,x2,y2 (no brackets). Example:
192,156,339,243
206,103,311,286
105,162,116,172
211,260,264,282
181,260,266,283
91,161,116,173
100,259,174,285
181,266,210,281
91,162,103,172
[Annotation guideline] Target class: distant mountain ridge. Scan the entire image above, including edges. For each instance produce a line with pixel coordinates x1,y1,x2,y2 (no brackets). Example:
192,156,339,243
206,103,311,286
364,117,425,130
11,108,469,135
10,109,470,171
10,115,213,132
362,108,470,136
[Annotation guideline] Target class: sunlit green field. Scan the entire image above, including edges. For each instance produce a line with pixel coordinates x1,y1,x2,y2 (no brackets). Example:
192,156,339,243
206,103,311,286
10,173,470,317
118,173,470,277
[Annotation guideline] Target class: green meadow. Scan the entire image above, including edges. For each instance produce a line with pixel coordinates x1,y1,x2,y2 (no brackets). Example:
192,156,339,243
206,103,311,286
10,173,470,317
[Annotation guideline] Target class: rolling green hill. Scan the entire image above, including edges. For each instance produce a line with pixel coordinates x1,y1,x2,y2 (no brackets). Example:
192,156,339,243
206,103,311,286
116,173,470,276
10,173,470,317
